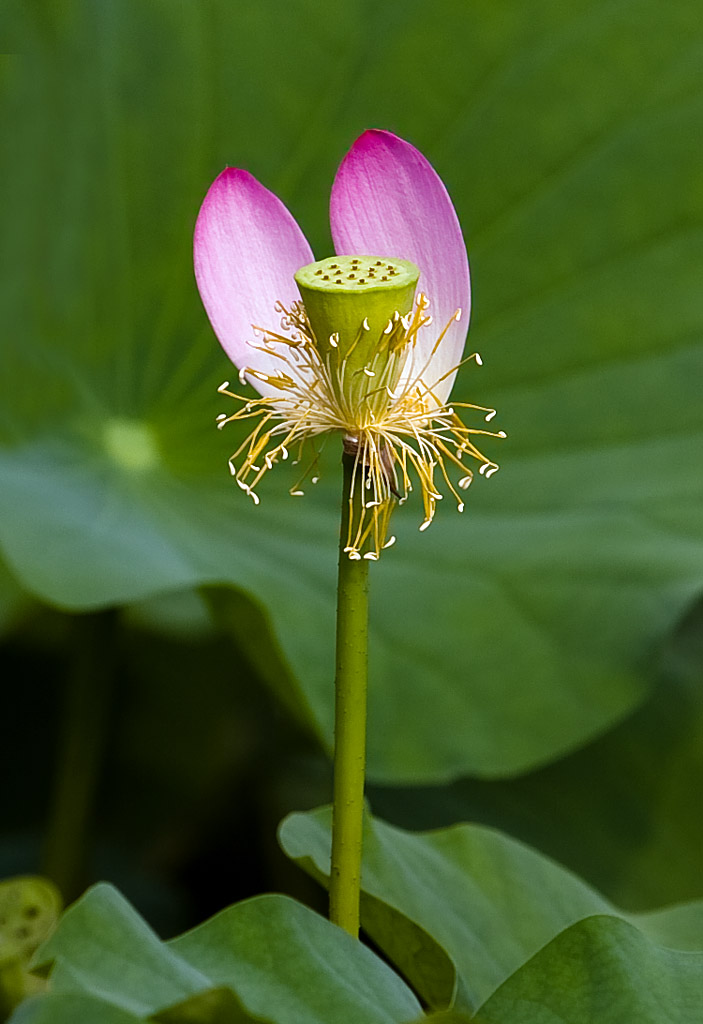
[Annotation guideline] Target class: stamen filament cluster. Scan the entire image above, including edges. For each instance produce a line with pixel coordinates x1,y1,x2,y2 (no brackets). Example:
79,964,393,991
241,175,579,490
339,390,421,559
216,293,505,559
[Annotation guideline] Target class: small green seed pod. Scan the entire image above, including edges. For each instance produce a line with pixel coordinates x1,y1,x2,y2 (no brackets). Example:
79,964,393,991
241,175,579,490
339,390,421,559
295,255,419,412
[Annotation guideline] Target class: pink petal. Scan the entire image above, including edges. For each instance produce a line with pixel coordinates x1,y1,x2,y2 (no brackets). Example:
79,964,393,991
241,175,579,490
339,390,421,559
330,130,470,403
194,168,314,391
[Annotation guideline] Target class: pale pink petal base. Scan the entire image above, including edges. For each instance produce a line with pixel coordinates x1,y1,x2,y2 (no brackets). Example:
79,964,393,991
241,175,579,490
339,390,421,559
330,130,470,403
194,168,314,390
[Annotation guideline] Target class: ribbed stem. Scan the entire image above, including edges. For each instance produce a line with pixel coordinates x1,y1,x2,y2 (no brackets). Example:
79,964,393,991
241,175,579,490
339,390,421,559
329,451,369,937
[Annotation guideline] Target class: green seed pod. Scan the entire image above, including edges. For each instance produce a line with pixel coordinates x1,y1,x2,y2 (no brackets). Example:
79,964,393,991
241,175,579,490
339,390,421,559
295,255,419,412
0,876,61,1014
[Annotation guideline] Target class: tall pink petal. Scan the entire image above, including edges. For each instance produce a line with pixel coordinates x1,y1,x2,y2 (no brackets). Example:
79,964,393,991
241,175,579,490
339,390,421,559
194,168,314,391
330,130,470,403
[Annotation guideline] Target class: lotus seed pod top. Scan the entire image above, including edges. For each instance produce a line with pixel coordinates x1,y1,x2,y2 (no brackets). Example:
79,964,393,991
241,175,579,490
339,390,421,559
194,130,504,559
295,255,419,414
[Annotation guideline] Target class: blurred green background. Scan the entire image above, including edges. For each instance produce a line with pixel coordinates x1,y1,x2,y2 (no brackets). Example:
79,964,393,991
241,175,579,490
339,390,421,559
0,0,701,932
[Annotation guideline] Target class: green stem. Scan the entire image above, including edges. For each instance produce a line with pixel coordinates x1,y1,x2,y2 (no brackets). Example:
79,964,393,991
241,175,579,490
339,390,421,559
43,610,116,901
329,452,369,937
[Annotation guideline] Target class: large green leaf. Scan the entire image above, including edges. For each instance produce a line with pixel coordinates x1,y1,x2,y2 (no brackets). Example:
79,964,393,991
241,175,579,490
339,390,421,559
1,1,702,781
33,885,209,1017
166,892,420,1024
10,994,143,1024
370,596,703,910
20,884,420,1024
474,916,703,1024
279,807,703,1013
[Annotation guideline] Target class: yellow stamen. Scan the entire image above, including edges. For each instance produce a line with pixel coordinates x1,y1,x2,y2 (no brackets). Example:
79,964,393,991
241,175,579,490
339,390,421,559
218,293,505,559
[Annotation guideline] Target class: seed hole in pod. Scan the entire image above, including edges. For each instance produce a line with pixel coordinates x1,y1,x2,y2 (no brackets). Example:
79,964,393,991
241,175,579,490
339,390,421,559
24,906,39,919
323,275,329,280
348,274,355,279
335,278,342,284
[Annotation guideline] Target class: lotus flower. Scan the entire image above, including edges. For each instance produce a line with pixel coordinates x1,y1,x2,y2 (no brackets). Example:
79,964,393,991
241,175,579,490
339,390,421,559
194,130,504,559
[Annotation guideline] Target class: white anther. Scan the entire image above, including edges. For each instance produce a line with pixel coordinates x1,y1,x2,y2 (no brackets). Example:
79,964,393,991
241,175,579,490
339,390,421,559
458,475,473,489
363,368,375,377
419,520,432,532
311,476,319,484
218,381,230,392
348,551,361,560
329,332,339,347
251,465,260,472
236,481,259,505
228,462,237,476
364,552,379,561
485,409,497,422
497,431,507,438
365,500,381,509
239,368,248,384
457,502,465,513
401,313,412,330
484,465,499,479
474,353,483,366
216,413,228,421
454,308,462,321
290,490,304,496
383,319,394,334
281,446,289,460
383,535,396,549
362,317,370,331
